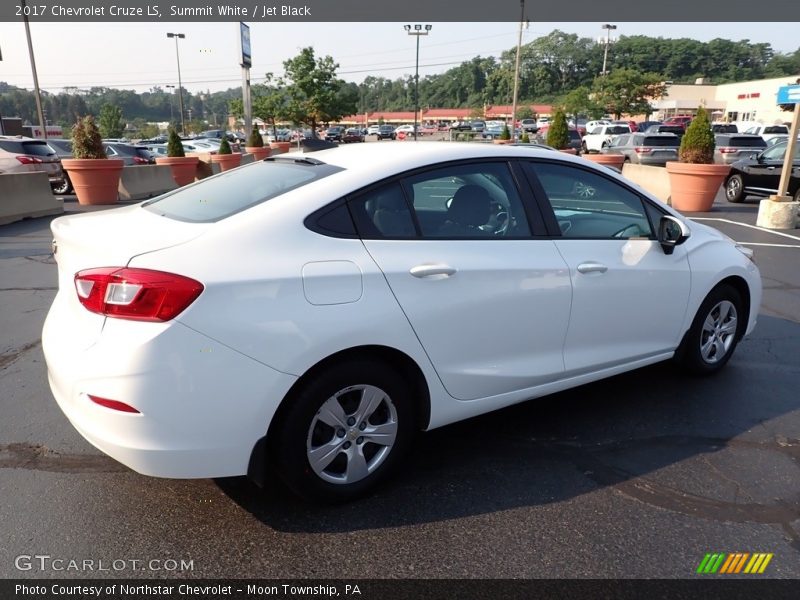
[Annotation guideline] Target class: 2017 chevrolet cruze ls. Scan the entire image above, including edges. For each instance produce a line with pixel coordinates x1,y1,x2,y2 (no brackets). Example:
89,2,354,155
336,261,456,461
43,143,761,503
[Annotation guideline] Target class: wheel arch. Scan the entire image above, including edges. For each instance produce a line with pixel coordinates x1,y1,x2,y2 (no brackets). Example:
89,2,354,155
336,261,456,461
247,344,431,487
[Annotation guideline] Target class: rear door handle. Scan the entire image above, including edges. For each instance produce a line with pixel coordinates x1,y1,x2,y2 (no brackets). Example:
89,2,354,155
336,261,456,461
577,262,608,274
410,264,457,278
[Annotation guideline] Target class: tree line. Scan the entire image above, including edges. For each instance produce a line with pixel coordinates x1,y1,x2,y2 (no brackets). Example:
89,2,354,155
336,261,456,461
2,32,798,132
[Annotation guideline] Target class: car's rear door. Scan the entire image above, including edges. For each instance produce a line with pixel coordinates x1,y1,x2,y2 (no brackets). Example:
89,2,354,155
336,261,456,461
350,160,572,401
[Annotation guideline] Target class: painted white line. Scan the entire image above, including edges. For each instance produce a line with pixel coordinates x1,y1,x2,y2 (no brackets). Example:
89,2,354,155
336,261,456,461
737,242,800,248
690,217,800,242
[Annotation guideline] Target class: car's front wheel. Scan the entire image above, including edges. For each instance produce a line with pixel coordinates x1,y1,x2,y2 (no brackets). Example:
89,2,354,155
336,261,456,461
725,174,745,203
675,284,745,375
271,360,415,503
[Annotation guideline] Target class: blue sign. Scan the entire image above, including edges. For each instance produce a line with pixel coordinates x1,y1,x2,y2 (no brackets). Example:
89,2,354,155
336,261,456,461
777,85,800,104
239,22,252,68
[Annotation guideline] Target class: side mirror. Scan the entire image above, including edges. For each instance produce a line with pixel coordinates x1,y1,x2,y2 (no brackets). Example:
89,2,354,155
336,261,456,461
658,215,690,255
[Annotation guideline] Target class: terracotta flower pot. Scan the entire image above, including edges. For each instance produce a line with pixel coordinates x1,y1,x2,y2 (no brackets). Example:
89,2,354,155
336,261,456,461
666,162,730,212
493,139,513,144
61,158,124,205
582,153,625,168
155,156,200,187
245,146,271,161
211,153,242,172
269,142,291,155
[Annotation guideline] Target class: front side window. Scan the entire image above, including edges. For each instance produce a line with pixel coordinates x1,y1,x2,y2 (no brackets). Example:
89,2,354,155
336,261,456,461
530,162,654,239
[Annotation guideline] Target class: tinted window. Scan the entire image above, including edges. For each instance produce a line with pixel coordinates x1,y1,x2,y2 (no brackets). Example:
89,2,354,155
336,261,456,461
658,126,684,135
717,136,767,147
764,126,788,134
643,136,680,147
608,126,630,135
761,142,800,161
143,159,343,223
531,162,654,239
0,140,55,156
349,183,416,239
403,162,532,238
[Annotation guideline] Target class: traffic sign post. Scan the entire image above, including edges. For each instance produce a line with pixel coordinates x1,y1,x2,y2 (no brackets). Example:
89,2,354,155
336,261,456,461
755,84,800,229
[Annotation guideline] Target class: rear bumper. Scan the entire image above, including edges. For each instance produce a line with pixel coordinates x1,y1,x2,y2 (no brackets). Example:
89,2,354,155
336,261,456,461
43,296,297,478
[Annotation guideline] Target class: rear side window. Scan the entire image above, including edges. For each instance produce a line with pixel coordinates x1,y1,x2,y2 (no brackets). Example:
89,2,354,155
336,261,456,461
0,140,55,156
764,126,788,134
729,137,767,147
143,158,343,223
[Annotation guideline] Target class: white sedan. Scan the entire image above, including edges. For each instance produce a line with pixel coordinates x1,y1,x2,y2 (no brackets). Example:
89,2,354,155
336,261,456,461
43,143,761,503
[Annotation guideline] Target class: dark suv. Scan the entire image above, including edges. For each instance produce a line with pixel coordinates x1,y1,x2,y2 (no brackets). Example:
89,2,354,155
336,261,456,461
376,125,396,140
324,126,345,142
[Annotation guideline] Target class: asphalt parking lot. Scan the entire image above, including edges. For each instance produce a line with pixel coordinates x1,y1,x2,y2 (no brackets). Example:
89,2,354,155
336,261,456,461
0,185,798,581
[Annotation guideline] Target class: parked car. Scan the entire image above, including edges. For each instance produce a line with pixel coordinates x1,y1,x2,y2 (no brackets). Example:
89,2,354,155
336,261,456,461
449,121,473,131
520,119,538,133
367,125,381,136
534,128,583,155
582,124,632,153
637,120,662,132
43,143,761,503
601,133,680,166
643,124,686,140
376,125,397,140
0,135,65,191
470,121,486,133
724,138,800,203
420,124,439,135
102,142,156,165
264,129,292,143
179,140,218,155
342,128,365,143
711,124,738,134
394,125,419,137
662,115,693,129
585,119,612,131
324,126,345,142
741,124,790,145
43,138,75,194
714,133,768,165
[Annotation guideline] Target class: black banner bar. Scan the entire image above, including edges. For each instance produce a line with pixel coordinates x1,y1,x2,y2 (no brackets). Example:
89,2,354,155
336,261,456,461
4,0,800,22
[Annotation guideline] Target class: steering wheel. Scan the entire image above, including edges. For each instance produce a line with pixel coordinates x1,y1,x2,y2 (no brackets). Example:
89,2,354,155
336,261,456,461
611,224,642,239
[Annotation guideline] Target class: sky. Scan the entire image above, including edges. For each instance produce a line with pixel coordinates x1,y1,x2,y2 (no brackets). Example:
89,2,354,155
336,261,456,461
0,22,799,95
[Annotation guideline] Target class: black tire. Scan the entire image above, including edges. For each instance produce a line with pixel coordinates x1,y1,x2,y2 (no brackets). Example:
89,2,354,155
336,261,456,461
725,174,745,203
51,174,72,195
270,359,416,503
793,187,800,203
674,284,745,375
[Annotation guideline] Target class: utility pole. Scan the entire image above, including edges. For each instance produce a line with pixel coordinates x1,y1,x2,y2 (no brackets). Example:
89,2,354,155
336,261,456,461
22,0,47,140
510,0,526,142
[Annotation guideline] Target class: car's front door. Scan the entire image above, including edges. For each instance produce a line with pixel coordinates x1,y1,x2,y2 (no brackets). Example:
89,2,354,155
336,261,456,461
524,161,691,376
349,161,572,401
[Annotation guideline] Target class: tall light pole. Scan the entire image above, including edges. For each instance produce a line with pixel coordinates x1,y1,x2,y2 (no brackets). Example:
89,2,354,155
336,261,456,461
601,24,617,76
510,0,526,142
165,84,175,125
404,24,431,141
167,32,186,136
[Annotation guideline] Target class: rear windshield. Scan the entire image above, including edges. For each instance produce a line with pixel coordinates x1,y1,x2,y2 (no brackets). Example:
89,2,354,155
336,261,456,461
142,157,343,223
608,126,630,135
719,136,767,147
764,126,788,134
0,140,56,156
643,136,680,147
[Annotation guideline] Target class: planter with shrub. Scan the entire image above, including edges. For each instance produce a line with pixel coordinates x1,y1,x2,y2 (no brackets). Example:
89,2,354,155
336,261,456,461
245,126,271,161
546,110,576,155
211,137,242,171
666,107,729,212
60,116,124,205
493,124,512,145
155,129,199,187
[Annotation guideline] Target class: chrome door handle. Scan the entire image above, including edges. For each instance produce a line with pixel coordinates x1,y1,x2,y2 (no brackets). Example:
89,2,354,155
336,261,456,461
577,262,608,274
410,264,457,278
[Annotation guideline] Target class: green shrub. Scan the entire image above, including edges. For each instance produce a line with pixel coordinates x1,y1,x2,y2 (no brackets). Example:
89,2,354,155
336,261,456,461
500,124,511,141
247,125,263,147
546,110,570,150
71,116,106,159
218,138,232,154
679,107,714,164
167,128,185,158
520,132,530,143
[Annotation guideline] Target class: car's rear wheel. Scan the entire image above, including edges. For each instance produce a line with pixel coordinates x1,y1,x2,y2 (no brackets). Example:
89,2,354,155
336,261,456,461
725,174,745,203
674,284,744,375
271,360,415,503
51,174,72,195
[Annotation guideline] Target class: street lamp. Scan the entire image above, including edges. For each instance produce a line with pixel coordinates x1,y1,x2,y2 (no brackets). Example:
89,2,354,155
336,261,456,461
601,24,617,76
167,32,186,136
165,84,175,125
404,24,432,141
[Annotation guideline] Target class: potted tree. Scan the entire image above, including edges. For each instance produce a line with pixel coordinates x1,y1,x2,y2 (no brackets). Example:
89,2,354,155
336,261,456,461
155,129,199,187
61,116,124,205
545,110,577,155
245,125,270,161
494,123,512,145
666,107,730,212
211,137,242,171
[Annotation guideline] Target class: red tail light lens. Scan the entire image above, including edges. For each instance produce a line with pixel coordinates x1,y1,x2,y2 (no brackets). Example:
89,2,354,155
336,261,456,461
74,268,203,322
16,156,43,164
132,156,149,164
87,395,141,414
718,147,737,153
634,147,653,154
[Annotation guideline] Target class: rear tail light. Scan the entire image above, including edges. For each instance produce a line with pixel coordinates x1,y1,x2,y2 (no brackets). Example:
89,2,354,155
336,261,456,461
634,147,653,154
718,147,738,154
74,267,203,322
132,156,149,165
16,156,43,164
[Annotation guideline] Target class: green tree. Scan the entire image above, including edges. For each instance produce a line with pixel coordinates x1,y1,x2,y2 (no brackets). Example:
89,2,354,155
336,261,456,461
98,104,124,138
252,73,290,136
281,47,356,136
592,69,667,119
561,86,603,125
167,128,185,158
546,110,570,149
679,107,715,164
71,116,106,159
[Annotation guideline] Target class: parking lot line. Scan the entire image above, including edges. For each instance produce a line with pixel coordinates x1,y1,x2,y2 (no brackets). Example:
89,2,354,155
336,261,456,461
735,242,800,248
690,217,800,243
